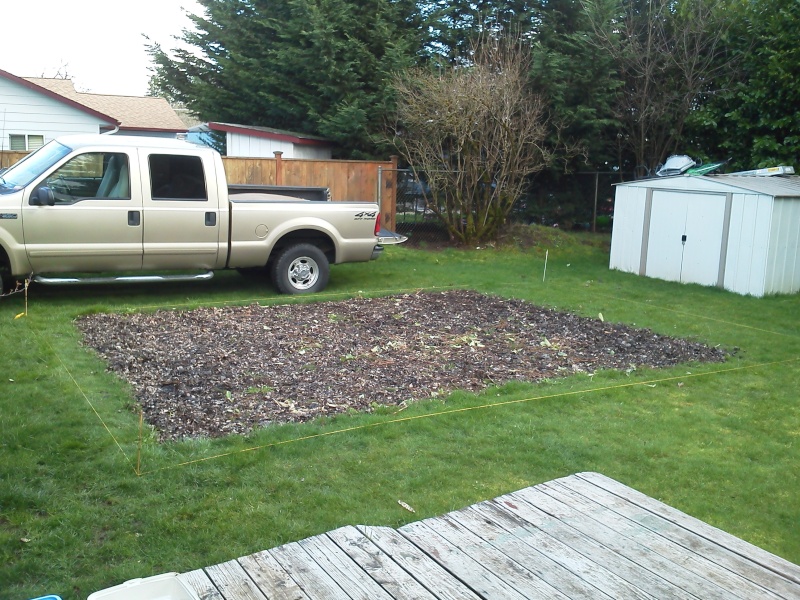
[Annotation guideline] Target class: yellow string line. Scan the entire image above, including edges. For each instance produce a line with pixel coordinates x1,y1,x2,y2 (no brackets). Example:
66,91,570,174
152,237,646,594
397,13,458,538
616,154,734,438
489,280,800,340
131,284,467,312
591,293,800,340
136,356,800,476
43,335,139,474
21,281,797,476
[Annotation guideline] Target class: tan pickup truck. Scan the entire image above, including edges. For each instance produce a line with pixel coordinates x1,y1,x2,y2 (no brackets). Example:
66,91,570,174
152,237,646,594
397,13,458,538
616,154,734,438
0,134,404,295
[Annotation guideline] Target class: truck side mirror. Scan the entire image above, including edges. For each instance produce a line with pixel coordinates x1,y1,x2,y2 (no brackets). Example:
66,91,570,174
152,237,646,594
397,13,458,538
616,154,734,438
31,187,55,206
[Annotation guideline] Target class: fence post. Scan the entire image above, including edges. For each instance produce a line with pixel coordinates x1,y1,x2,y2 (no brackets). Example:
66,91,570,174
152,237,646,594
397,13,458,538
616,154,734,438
378,157,399,233
274,151,283,185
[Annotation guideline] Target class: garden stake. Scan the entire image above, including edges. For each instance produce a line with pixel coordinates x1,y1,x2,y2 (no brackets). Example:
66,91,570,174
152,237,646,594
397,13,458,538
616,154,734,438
543,250,548,282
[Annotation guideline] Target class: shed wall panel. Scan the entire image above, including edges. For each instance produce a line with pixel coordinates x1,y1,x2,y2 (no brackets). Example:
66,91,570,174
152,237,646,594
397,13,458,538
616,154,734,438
724,193,772,296
609,186,646,274
764,198,800,295
227,133,293,158
293,145,333,160
226,132,332,159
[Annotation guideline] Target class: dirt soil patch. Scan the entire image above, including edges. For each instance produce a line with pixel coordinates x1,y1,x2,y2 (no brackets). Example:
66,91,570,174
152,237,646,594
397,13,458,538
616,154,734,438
77,290,726,441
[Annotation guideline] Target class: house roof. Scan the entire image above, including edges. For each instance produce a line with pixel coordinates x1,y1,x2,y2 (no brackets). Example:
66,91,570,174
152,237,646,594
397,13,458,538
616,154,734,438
0,68,116,124
24,77,187,132
0,69,186,133
208,122,333,147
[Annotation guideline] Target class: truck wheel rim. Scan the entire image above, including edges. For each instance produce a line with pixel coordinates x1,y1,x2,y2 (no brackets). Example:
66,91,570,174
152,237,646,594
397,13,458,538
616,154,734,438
288,256,319,289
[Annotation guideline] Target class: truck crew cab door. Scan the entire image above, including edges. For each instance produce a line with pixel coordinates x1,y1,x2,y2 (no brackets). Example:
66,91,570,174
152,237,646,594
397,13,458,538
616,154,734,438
140,151,222,270
22,150,144,273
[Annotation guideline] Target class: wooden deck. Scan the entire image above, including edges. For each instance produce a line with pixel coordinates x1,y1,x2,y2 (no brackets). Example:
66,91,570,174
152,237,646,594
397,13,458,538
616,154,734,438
179,472,800,599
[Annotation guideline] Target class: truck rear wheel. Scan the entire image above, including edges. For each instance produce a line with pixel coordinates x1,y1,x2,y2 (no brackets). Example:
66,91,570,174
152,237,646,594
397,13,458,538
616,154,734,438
271,243,330,294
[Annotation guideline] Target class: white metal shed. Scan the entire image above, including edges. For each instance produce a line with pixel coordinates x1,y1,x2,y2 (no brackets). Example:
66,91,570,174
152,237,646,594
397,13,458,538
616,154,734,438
609,174,800,296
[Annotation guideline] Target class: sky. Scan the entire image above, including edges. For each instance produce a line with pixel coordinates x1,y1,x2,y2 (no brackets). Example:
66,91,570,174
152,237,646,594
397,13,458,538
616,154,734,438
2,0,203,97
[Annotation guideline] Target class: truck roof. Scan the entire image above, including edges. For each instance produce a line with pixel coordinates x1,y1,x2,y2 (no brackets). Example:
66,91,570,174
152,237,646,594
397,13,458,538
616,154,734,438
54,134,210,153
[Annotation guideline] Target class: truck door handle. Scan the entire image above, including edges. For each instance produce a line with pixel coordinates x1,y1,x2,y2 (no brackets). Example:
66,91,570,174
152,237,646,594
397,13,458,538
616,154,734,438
205,212,216,226
128,211,141,226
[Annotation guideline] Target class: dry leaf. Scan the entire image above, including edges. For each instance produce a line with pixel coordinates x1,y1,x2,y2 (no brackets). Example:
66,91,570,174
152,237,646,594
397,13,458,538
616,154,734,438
397,500,415,513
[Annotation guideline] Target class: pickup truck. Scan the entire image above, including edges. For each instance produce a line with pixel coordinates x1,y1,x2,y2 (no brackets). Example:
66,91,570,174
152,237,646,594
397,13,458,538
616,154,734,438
0,134,404,295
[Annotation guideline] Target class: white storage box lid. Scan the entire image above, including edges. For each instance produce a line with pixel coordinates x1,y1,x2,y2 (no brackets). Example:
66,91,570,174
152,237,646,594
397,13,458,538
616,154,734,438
87,572,199,600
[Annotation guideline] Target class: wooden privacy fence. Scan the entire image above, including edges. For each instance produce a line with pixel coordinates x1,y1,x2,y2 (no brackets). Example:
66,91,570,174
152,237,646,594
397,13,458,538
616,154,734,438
223,154,399,231
0,150,400,231
0,151,28,169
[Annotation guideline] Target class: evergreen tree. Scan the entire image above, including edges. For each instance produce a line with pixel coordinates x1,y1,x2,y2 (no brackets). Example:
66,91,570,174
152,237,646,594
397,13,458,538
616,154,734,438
149,0,424,158
529,0,619,170
688,0,800,170
420,1,539,63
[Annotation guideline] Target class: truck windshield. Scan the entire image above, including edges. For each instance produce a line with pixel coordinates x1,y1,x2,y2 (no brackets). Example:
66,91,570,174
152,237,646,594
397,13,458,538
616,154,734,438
0,140,72,195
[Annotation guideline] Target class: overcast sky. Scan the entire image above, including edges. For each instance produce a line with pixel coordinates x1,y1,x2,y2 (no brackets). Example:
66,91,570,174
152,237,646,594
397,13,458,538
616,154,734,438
2,0,203,96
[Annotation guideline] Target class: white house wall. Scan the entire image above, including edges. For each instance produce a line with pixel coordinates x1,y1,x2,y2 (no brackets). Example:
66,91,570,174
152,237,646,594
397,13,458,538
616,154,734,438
0,78,107,149
764,198,800,295
723,193,772,296
609,185,646,274
227,132,332,159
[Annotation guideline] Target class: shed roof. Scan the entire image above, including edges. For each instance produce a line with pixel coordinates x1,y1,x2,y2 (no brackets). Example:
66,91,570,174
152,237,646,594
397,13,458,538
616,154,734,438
706,174,800,197
22,77,187,132
208,122,333,147
618,174,800,198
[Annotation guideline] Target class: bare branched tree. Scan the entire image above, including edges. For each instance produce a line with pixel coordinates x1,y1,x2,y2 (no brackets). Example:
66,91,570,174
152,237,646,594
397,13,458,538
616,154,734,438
390,38,553,244
584,0,738,176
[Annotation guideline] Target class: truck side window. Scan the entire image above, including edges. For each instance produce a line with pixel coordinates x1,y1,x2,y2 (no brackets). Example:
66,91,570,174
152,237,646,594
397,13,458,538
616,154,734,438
34,152,131,204
149,154,208,201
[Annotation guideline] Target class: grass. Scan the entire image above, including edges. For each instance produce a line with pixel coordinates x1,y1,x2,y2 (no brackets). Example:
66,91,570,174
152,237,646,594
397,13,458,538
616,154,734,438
1,226,799,599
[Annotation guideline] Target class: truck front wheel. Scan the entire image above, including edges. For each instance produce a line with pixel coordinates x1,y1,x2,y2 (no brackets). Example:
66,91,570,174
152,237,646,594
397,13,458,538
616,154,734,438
271,243,330,294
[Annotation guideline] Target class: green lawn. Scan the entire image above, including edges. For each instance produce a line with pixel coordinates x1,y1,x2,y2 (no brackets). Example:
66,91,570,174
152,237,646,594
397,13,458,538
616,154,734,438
2,230,798,599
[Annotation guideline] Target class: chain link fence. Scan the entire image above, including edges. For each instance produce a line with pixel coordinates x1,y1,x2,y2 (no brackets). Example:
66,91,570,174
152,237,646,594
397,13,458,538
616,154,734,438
382,169,633,246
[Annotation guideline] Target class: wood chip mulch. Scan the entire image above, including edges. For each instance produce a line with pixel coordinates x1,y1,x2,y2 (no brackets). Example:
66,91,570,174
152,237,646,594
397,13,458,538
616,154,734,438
76,290,726,440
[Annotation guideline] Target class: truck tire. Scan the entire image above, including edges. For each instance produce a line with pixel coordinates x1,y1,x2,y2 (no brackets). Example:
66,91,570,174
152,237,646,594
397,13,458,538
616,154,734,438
0,256,12,295
271,243,330,294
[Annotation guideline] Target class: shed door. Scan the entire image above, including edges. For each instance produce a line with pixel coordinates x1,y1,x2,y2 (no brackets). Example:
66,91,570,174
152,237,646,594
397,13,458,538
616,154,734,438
645,190,726,286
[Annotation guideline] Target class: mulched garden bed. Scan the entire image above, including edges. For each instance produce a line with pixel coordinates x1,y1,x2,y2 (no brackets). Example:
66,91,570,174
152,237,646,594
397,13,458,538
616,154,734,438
76,290,726,440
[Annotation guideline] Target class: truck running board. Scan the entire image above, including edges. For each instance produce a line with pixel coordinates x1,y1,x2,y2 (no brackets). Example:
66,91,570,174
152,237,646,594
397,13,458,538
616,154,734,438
33,271,215,286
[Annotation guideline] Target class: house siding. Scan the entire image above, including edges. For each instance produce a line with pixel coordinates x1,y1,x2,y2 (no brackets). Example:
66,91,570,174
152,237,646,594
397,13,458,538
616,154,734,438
0,78,109,149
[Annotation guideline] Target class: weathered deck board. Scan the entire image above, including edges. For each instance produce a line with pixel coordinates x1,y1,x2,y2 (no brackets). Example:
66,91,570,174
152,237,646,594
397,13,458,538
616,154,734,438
505,486,744,599
575,472,800,588
180,473,800,599
238,551,310,600
325,526,437,600
538,479,785,599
